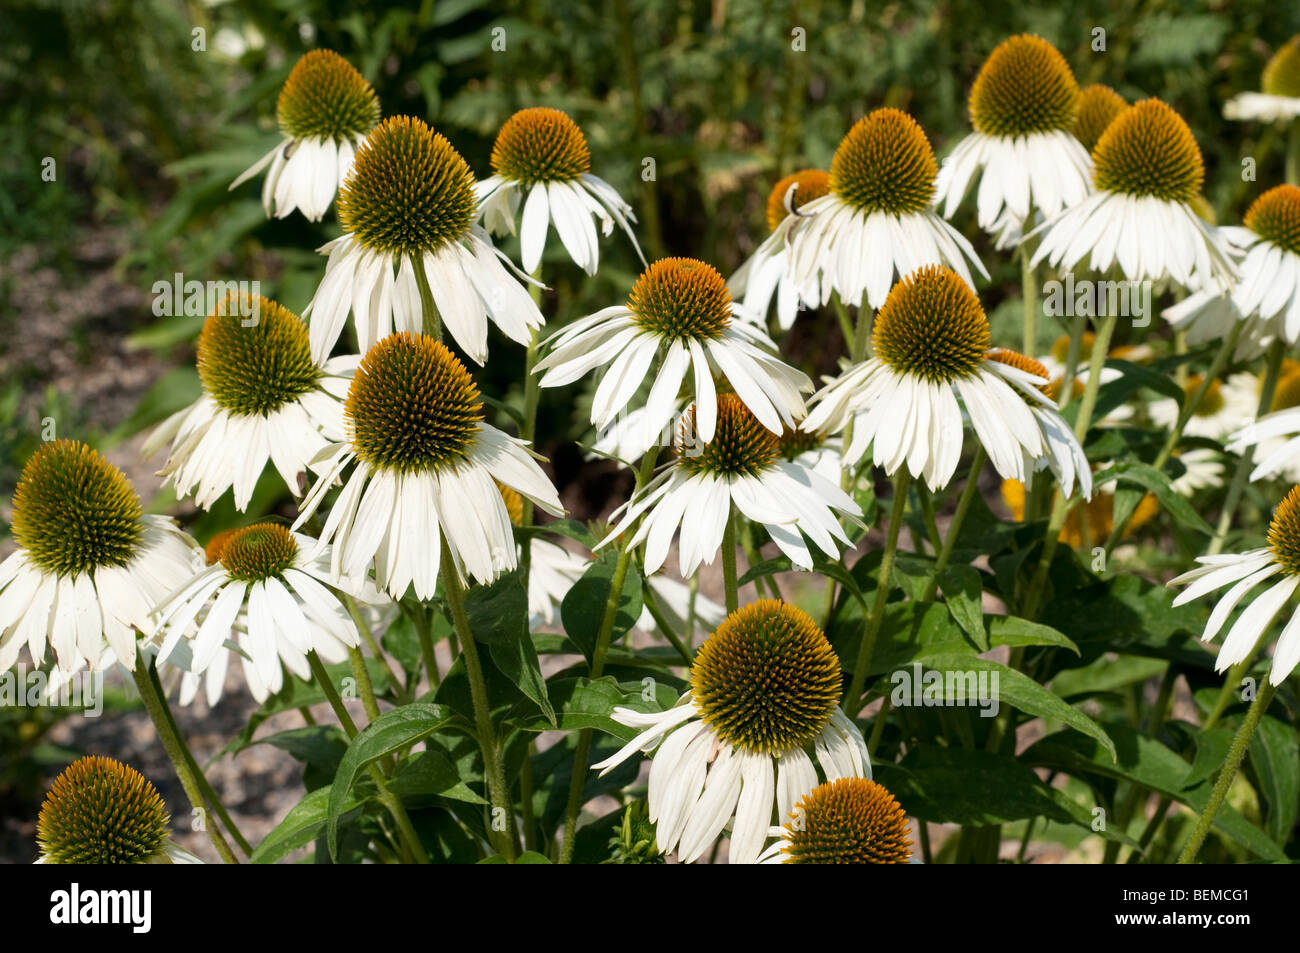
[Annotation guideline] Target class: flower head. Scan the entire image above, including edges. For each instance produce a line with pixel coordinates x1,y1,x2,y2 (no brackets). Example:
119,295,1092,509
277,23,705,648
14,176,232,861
969,34,1079,138
296,333,563,595
1092,99,1203,204
230,50,379,221
605,395,860,574
764,169,831,233
593,600,870,864
1072,84,1127,153
537,257,811,455
761,777,912,864
37,757,199,864
1225,36,1300,123
1170,485,1300,685
804,266,1059,490
277,49,380,143
306,116,543,365
145,294,350,511
935,35,1090,245
830,108,937,216
1,441,199,673
339,115,478,257
1030,99,1235,291
490,107,591,184
478,107,642,275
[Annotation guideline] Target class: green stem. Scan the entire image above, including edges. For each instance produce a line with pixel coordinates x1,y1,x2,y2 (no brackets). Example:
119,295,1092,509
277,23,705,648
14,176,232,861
411,603,441,690
921,446,986,602
440,543,519,861
721,508,740,614
411,252,442,341
1209,340,1286,556
1128,795,1173,863
131,658,238,864
1058,312,1087,410
305,657,424,861
743,521,782,599
1021,239,1039,355
866,695,892,759
308,650,359,739
1177,681,1277,863
347,645,382,724
147,663,252,856
520,742,538,853
844,470,911,716
613,0,663,259
558,452,659,863
344,594,402,700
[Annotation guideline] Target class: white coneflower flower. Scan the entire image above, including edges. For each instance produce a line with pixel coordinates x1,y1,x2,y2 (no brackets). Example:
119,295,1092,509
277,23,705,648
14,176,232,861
1148,371,1256,441
230,50,380,222
1227,363,1300,482
987,349,1093,499
36,757,202,864
1224,36,1300,123
1030,99,1237,292
476,107,642,275
757,777,913,864
304,115,543,365
776,108,987,311
935,35,1091,247
604,395,861,575
143,295,352,511
1170,447,1227,496
151,523,364,698
727,169,832,330
535,257,812,455
1170,486,1300,685
592,600,870,864
1221,185,1300,341
295,333,563,597
803,266,1056,491
0,441,199,674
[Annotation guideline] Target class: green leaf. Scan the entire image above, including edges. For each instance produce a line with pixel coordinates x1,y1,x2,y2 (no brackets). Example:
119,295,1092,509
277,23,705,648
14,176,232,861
390,749,486,805
1024,722,1288,862
461,570,554,724
1052,655,1167,699
938,566,987,650
247,725,348,791
506,676,677,736
919,654,1116,760
1094,461,1213,535
251,787,363,864
463,570,528,646
1251,713,1299,844
984,615,1079,655
560,551,643,661
327,703,454,860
